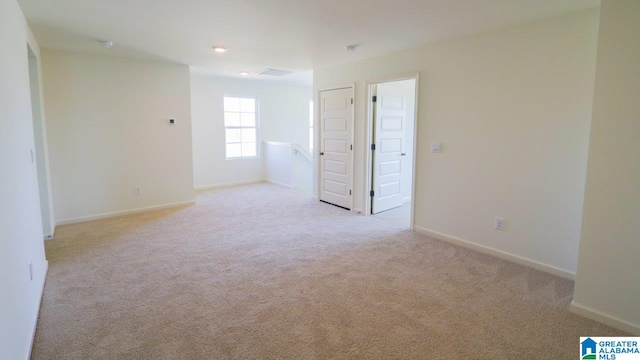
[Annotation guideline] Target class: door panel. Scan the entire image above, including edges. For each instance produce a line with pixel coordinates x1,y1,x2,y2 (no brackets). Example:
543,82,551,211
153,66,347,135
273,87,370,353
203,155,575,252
372,85,406,213
319,88,353,209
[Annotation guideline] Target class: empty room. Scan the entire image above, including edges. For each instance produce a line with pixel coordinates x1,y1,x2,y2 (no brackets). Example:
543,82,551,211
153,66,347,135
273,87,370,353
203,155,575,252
2,0,639,359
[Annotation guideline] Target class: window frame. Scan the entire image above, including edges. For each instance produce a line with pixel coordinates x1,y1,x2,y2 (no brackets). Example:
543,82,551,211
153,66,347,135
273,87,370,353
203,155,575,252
223,95,260,160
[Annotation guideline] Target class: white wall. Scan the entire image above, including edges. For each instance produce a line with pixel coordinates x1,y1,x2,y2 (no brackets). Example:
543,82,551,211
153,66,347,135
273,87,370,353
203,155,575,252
0,0,49,358
190,74,312,189
42,50,194,224
314,9,599,276
29,45,55,239
571,0,640,335
264,141,293,187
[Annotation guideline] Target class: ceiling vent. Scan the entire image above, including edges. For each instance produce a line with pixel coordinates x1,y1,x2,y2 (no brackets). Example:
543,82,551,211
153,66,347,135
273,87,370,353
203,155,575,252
258,68,294,76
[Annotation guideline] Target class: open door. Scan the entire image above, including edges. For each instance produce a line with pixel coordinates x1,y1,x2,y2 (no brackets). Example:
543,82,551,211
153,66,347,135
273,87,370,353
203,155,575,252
371,82,410,214
319,87,353,209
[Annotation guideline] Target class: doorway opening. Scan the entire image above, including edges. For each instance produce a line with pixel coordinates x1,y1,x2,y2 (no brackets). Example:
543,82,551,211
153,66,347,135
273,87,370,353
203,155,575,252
28,44,54,239
365,76,418,228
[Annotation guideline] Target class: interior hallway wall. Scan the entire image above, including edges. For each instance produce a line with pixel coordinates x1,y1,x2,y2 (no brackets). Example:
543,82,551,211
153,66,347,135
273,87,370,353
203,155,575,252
313,9,599,276
0,0,49,358
572,0,640,335
42,50,194,224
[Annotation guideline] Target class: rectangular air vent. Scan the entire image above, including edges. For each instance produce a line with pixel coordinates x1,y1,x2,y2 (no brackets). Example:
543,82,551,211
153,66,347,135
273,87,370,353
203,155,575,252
258,68,294,76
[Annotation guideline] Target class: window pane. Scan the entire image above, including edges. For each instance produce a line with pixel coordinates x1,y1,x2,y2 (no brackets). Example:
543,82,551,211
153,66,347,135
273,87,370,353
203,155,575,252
242,142,256,157
226,143,242,158
241,113,255,127
224,97,240,112
241,128,256,142
240,98,255,113
224,112,240,127
226,129,241,143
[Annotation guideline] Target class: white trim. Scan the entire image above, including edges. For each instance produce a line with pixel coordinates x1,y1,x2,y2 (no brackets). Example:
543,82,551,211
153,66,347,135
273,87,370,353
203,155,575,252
403,196,412,203
56,201,196,226
353,208,363,214
266,179,293,189
27,261,48,360
413,226,576,280
570,301,640,335
317,84,354,92
194,179,264,191
43,227,55,241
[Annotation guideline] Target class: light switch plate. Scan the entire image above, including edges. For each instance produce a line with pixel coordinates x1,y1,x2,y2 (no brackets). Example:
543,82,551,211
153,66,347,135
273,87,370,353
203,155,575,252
431,142,442,153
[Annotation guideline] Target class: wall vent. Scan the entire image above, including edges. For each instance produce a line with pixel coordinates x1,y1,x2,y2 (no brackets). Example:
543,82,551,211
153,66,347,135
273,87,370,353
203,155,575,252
258,68,294,76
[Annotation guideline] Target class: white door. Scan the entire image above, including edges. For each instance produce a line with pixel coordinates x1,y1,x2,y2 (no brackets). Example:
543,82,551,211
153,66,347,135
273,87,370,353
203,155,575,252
319,87,353,209
372,83,407,214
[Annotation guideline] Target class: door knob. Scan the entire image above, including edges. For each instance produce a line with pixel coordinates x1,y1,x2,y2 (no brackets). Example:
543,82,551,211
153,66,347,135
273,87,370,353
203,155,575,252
320,152,324,156
401,152,406,156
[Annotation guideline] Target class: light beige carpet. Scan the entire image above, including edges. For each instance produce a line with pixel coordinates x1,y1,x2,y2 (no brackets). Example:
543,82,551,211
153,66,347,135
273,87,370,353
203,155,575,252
32,183,626,359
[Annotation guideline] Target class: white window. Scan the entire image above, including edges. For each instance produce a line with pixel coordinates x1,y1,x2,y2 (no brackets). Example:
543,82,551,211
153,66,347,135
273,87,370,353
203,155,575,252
309,101,314,151
224,96,258,158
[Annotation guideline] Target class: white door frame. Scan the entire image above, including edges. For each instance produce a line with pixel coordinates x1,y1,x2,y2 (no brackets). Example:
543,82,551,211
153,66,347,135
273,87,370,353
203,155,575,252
315,84,355,211
364,73,420,226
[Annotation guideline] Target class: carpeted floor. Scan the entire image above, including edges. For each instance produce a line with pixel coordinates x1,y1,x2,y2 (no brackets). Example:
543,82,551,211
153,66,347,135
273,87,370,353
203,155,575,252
32,183,626,359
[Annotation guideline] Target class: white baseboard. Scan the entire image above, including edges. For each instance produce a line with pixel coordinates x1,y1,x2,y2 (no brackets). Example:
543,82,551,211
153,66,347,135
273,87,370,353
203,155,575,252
265,179,293,188
28,260,48,360
570,301,640,335
56,200,196,226
413,226,575,280
194,179,264,191
353,208,363,214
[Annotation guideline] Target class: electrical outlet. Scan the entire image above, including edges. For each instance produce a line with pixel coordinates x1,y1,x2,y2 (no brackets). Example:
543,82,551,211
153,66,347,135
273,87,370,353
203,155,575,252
29,262,33,281
134,186,142,195
495,217,505,231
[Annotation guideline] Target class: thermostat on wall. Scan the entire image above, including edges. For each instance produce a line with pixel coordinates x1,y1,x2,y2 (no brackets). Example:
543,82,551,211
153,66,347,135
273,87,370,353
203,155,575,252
169,118,176,126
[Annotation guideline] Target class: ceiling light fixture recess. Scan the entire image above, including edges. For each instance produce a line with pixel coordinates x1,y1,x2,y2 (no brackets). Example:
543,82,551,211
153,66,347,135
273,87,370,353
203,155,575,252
101,40,114,48
213,46,227,53
240,72,249,76
345,44,359,52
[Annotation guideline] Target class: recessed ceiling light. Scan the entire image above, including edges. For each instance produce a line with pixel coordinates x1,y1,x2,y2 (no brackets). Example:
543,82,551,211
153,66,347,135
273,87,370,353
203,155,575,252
240,72,249,76
346,44,359,52
101,40,114,48
213,46,227,53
